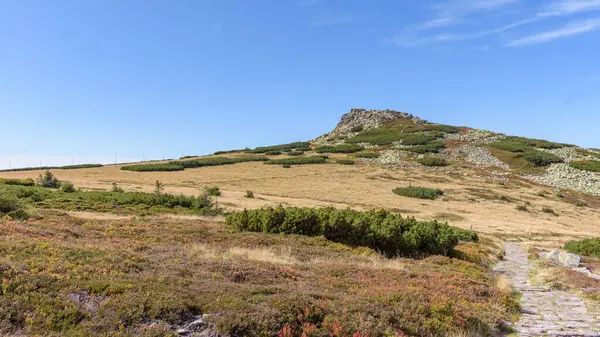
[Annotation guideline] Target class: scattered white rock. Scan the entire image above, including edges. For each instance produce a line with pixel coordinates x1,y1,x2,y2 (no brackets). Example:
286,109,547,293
524,163,600,196
541,250,581,268
451,145,509,169
445,129,504,143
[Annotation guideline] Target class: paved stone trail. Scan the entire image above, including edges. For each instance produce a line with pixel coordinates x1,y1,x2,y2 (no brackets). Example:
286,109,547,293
494,242,600,337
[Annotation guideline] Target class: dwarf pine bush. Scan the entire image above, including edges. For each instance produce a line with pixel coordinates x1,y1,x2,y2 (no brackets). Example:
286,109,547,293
0,178,35,186
315,144,362,154
393,186,444,200
416,157,448,167
121,163,184,172
565,238,600,258
522,150,563,166
264,156,327,165
226,207,478,256
570,160,600,173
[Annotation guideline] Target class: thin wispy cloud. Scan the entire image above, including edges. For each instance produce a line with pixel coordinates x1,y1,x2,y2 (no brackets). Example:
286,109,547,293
311,14,360,27
540,0,600,17
393,0,600,48
506,17,600,46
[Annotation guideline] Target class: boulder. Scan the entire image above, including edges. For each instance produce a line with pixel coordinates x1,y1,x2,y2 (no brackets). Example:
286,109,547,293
558,252,581,268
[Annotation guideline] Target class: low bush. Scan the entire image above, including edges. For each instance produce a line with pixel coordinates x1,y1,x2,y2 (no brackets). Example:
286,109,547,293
120,163,184,172
522,150,563,166
226,207,478,256
0,164,103,173
417,157,449,167
336,159,355,165
247,142,311,154
354,152,379,158
244,190,254,198
542,207,558,216
401,133,441,146
489,136,572,153
213,148,248,155
36,170,61,188
345,128,405,146
0,193,31,220
179,155,199,159
315,144,362,154
287,151,304,156
0,178,35,186
265,151,282,155
393,186,443,200
282,164,291,168
570,160,600,173
171,156,268,169
264,156,327,165
406,141,446,154
0,184,218,215
575,201,588,207
516,205,529,212
111,183,124,193
60,182,76,193
204,186,221,197
565,238,600,258
422,124,461,134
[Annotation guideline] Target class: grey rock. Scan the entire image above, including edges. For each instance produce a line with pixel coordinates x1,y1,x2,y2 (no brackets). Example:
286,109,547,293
559,252,581,268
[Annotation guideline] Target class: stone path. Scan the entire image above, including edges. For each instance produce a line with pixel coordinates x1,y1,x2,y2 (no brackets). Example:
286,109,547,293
494,242,600,337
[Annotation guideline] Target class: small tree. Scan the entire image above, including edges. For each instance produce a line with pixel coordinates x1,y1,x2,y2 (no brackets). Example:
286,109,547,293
36,170,61,188
154,180,164,195
245,190,254,198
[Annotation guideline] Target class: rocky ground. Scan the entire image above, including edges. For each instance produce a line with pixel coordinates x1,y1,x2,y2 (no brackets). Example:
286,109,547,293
524,164,600,196
450,145,510,169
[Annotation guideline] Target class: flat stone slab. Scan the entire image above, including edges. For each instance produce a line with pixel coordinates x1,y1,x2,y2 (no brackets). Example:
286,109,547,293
493,243,600,336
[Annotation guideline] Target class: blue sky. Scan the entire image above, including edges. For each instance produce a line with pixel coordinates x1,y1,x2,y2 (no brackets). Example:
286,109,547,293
1,0,599,168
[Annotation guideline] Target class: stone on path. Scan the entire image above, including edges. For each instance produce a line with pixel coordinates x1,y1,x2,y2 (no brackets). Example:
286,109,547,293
493,243,600,337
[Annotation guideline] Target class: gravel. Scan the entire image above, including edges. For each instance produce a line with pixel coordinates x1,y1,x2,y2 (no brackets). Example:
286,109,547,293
524,163,600,196
451,145,509,169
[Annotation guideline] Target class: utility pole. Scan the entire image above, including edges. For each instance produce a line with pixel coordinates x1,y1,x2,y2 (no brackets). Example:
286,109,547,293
114,154,117,164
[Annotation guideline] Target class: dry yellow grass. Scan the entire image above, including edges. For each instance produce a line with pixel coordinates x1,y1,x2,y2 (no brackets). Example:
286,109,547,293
3,155,599,239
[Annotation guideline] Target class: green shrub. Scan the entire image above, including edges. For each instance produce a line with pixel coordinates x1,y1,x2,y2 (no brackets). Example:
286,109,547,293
522,150,563,166
422,124,461,134
570,160,600,173
0,194,20,214
489,136,572,153
336,159,355,165
406,142,445,154
60,182,76,193
111,183,124,193
264,156,327,166
171,156,268,169
36,170,61,188
282,165,291,168
226,207,478,256
121,164,184,172
401,133,441,146
556,193,565,198
315,144,362,154
575,201,588,207
345,128,405,146
287,151,304,156
542,207,558,216
416,157,449,167
265,151,282,155
8,208,33,220
244,190,254,198
393,186,443,200
565,238,600,258
204,186,221,197
213,149,247,155
0,164,103,173
516,205,529,212
247,142,311,154
0,178,35,186
354,152,379,158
